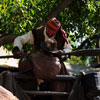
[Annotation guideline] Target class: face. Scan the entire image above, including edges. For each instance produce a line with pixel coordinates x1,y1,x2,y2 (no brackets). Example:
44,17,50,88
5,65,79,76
46,26,57,38
46,17,61,37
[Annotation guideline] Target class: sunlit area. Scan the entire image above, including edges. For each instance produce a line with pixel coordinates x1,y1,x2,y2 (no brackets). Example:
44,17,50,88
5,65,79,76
0,47,18,67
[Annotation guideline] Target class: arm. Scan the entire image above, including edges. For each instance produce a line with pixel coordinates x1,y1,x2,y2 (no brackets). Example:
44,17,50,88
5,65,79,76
14,31,34,50
12,31,34,58
63,42,72,53
61,42,72,61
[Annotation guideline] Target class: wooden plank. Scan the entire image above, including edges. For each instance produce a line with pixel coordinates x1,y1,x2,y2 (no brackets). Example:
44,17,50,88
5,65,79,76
12,72,33,79
24,91,69,96
12,72,76,81
63,49,100,56
52,75,76,81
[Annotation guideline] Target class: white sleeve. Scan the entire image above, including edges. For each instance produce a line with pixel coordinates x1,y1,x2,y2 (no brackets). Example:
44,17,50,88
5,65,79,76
63,43,72,53
14,31,34,50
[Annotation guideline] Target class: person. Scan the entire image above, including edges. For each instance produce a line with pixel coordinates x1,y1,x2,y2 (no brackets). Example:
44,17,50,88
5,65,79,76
12,17,72,91
12,17,72,78
12,17,72,60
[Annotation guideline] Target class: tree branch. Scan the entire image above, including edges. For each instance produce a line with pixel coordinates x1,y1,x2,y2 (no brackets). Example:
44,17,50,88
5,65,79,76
0,35,18,47
77,35,100,49
0,0,74,47
40,0,74,26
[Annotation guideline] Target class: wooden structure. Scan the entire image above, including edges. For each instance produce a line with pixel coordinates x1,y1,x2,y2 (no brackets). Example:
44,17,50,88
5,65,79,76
0,65,76,100
0,49,100,99
15,73,75,92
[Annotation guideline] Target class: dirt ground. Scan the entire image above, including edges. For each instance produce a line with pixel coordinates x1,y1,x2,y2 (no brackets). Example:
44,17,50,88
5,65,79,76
64,62,100,75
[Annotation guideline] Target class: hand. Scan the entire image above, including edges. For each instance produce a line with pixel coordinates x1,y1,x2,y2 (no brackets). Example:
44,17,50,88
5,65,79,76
12,46,21,59
54,50,63,57
58,50,63,56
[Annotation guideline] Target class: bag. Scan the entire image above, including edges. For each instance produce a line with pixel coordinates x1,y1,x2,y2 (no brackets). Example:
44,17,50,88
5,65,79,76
18,54,33,72
30,52,61,79
82,72,100,97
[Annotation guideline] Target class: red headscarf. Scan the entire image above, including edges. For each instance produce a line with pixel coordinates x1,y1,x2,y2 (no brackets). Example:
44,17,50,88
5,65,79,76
46,17,69,44
61,28,69,44
46,17,61,37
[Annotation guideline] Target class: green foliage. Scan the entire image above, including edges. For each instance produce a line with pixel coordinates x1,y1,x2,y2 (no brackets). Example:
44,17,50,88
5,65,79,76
59,0,100,48
0,0,100,66
70,56,87,66
0,0,62,35
0,0,62,50
58,0,100,66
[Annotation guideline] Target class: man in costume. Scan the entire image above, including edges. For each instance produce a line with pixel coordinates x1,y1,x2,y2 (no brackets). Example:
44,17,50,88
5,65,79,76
12,17,72,59
12,17,72,79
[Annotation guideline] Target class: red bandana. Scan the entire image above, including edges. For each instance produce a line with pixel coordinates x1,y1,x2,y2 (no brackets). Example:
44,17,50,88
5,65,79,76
46,17,61,37
61,29,68,44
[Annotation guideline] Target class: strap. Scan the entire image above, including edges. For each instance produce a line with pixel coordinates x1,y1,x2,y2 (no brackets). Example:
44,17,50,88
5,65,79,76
32,28,37,45
32,28,38,50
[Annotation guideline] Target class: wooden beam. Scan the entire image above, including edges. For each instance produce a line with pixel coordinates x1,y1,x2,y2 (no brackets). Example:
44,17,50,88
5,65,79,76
12,72,76,81
24,91,69,96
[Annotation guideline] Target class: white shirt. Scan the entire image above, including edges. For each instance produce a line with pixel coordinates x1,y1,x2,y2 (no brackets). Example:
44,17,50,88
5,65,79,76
14,27,72,53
